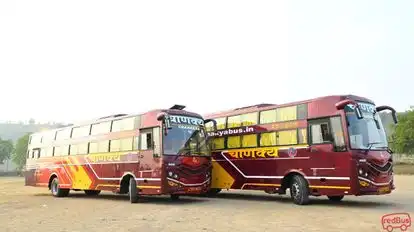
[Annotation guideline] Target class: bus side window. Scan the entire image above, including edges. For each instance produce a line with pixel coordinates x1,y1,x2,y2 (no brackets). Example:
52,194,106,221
140,129,153,150
310,122,331,144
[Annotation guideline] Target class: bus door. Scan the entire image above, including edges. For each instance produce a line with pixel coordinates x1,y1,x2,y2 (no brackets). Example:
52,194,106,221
138,127,161,176
307,117,348,178
306,118,337,177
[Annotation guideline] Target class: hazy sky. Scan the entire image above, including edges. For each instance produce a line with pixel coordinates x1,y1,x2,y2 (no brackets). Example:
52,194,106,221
1,0,413,123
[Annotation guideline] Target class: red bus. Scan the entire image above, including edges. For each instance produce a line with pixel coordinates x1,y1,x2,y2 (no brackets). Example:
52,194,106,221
203,95,398,205
24,105,213,203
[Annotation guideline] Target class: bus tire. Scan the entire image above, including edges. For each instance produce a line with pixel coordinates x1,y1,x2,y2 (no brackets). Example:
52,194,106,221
50,177,69,198
84,190,101,196
327,195,344,202
289,175,310,205
128,177,138,203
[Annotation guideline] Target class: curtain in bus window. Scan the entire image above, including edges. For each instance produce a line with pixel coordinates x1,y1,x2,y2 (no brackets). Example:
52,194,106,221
110,139,121,152
242,112,258,126
215,117,226,130
133,136,139,150
72,126,90,138
120,137,134,151
69,145,78,155
77,143,88,155
242,134,257,147
260,132,277,146
213,138,225,150
260,110,277,124
276,106,297,122
89,142,98,153
298,128,308,144
98,141,109,153
227,136,241,148
91,122,111,135
227,115,242,128
277,130,297,145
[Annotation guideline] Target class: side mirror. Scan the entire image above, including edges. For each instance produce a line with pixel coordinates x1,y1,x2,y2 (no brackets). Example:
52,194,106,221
156,112,166,121
376,105,398,124
204,118,217,131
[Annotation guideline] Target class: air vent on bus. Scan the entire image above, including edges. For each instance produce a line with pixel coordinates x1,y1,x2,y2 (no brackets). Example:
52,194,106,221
234,103,275,110
170,105,186,110
99,114,128,119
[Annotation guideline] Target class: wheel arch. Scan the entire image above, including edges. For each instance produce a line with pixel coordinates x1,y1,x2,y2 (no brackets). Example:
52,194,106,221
281,170,309,191
120,172,137,194
48,172,59,190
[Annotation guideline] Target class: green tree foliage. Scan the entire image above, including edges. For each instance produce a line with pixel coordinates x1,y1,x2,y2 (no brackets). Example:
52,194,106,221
12,133,30,170
0,138,14,163
390,109,414,155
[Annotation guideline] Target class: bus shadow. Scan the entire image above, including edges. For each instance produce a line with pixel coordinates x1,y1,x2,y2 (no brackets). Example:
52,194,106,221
204,192,399,209
57,192,209,205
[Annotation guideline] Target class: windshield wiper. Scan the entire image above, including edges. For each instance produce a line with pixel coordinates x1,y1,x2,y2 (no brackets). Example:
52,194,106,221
365,142,381,154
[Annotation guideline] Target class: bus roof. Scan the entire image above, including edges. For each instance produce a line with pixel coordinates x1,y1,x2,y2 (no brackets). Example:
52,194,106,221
29,105,203,137
204,94,375,119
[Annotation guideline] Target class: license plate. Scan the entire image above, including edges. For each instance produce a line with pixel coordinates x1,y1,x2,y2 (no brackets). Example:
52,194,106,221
378,186,390,193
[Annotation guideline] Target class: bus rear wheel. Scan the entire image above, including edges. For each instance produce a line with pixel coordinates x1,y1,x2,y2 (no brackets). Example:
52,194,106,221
128,177,139,203
289,175,310,205
84,190,101,196
327,195,344,202
50,177,69,197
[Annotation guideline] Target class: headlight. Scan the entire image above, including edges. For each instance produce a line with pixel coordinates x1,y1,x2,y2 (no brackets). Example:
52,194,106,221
358,168,368,177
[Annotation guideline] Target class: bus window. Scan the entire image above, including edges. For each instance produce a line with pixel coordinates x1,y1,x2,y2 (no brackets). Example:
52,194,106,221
260,109,277,124
260,132,277,146
227,136,241,148
330,117,346,151
297,104,308,120
72,125,91,138
277,130,297,145
215,117,226,130
140,129,153,150
112,117,135,132
241,112,258,126
227,115,242,128
242,134,257,147
310,122,331,144
213,137,225,150
89,140,109,153
56,128,72,141
91,121,111,135
276,106,297,122
298,128,308,144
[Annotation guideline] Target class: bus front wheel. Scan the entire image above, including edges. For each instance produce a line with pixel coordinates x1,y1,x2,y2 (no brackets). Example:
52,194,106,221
128,177,139,203
289,175,310,205
50,177,69,197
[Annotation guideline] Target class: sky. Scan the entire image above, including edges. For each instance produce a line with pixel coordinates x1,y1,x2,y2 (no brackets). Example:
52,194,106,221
1,0,413,124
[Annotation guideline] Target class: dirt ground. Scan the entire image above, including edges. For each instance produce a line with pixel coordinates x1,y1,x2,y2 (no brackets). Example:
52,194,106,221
0,176,413,232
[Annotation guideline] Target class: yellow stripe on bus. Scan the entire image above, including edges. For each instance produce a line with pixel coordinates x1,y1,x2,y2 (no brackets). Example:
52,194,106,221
309,185,350,190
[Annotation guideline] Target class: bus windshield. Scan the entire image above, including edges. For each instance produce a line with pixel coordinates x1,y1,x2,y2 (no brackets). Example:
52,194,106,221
163,117,209,156
345,102,388,150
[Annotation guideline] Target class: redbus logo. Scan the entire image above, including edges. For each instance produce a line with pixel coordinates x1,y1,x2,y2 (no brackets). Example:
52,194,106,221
381,213,411,232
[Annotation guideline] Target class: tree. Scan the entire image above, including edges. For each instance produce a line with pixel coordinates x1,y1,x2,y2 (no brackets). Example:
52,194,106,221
12,133,30,171
0,138,14,163
390,109,414,155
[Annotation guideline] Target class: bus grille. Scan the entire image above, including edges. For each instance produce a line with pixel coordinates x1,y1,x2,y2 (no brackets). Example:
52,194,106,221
368,162,392,175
